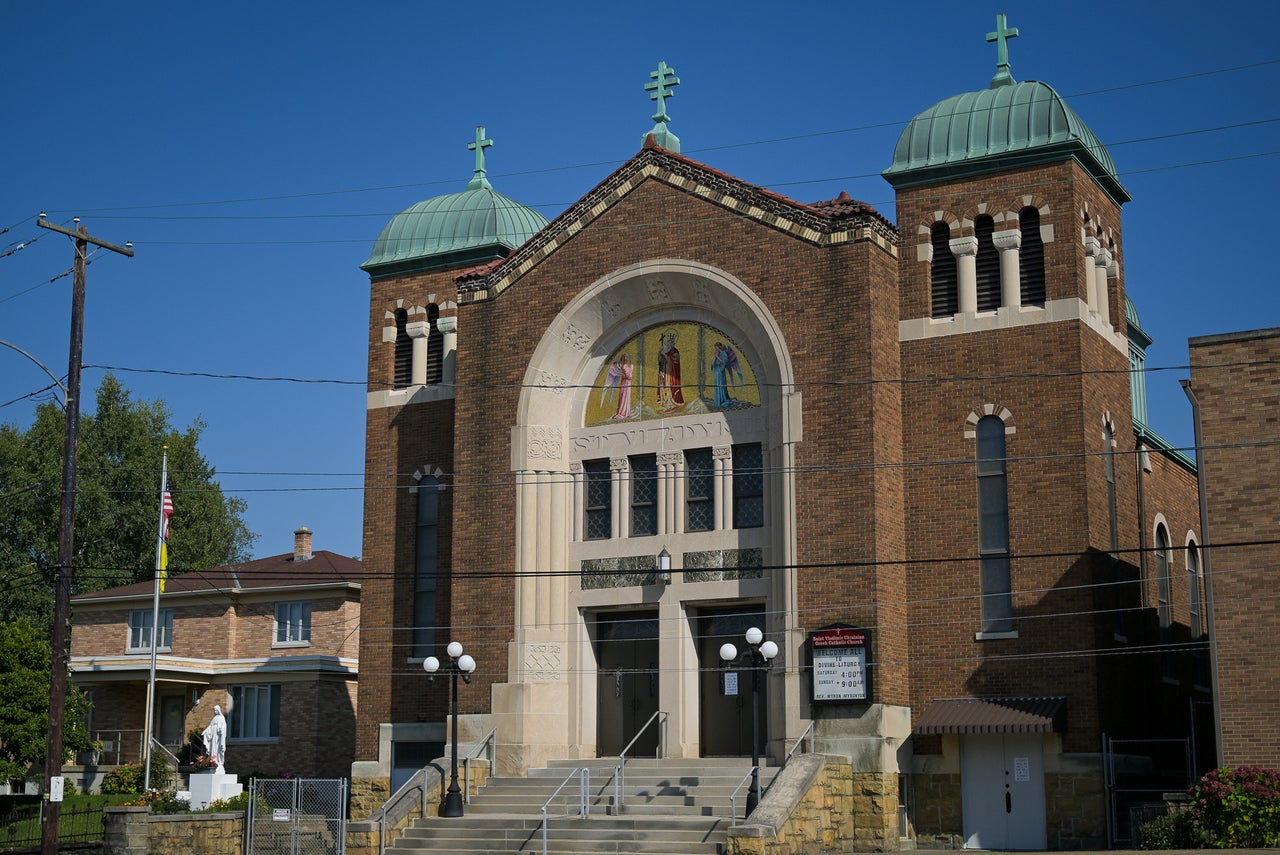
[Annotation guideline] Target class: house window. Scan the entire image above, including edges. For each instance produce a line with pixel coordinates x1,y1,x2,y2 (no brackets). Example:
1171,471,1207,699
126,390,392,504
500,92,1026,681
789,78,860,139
274,601,312,645
685,448,715,532
414,475,439,658
583,459,612,540
128,608,173,652
930,222,958,317
974,215,1001,311
1019,207,1046,306
732,444,764,529
976,416,1013,633
394,309,412,389
630,454,658,537
229,684,281,739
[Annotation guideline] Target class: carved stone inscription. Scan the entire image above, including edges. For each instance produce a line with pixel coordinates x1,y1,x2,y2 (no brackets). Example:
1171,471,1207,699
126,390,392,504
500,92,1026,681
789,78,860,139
523,643,563,681
573,419,731,454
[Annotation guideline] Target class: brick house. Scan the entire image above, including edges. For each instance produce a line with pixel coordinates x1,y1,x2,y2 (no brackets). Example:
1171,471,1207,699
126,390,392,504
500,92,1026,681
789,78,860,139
1188,327,1280,769
350,21,1206,851
69,527,360,781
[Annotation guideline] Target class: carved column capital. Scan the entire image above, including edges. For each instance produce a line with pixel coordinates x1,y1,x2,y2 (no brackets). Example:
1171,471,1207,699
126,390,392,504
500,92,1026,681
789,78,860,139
436,316,458,334
1084,235,1102,258
405,320,430,339
991,229,1022,252
948,235,979,258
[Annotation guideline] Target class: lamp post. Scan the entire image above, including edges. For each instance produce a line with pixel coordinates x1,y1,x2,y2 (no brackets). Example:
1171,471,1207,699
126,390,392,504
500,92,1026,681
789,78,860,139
719,626,778,816
423,641,476,817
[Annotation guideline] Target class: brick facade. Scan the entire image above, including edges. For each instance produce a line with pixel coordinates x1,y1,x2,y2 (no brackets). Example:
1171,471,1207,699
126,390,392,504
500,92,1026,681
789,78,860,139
70,544,360,781
355,105,1204,850
1189,328,1280,768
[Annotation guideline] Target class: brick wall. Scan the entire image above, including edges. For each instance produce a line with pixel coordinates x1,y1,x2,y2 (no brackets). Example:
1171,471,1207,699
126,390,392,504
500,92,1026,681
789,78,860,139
1189,327,1280,767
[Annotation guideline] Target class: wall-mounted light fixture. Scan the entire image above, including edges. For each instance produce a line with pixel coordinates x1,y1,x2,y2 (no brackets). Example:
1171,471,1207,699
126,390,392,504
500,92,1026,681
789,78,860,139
657,547,672,584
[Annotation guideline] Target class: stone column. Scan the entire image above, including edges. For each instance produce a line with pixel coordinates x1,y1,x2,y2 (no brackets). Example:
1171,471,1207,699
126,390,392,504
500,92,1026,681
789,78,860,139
1095,248,1113,328
437,315,458,387
659,452,683,535
950,236,979,314
992,229,1023,310
1084,237,1102,313
610,458,628,540
660,453,680,535
405,318,430,386
713,446,732,530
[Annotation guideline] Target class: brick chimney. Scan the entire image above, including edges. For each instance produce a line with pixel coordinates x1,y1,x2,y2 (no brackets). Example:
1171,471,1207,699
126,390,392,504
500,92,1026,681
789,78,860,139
293,526,313,562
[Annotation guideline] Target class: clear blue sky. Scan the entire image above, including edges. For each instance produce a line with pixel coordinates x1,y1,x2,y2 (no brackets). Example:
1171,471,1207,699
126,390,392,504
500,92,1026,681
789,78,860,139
4,1,1278,561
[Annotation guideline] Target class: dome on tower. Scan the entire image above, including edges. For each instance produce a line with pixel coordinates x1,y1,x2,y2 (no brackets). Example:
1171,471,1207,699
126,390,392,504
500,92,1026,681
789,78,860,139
883,81,1129,205
362,128,550,278
883,15,1129,206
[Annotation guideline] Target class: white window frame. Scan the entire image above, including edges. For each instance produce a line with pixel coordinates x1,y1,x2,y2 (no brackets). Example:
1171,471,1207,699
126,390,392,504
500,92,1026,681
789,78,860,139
274,601,312,646
127,608,173,652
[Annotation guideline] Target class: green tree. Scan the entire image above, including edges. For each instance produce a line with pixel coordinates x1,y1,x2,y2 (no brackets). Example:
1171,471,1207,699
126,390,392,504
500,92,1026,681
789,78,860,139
0,619,91,784
0,374,256,629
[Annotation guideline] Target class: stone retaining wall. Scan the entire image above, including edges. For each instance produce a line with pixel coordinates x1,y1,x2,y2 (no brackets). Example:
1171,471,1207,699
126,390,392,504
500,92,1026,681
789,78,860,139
103,806,244,855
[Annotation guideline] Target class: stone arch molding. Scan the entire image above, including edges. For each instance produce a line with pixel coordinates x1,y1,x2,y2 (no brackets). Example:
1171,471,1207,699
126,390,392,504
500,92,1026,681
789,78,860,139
513,259,800,470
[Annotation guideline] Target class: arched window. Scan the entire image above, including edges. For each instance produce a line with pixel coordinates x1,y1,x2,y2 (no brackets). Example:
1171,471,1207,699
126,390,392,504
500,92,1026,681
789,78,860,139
974,215,1001,311
394,309,412,389
931,222,958,317
1019,207,1046,306
977,415,1012,633
1104,421,1118,556
426,304,444,385
1155,523,1172,630
413,475,439,658
1187,542,1202,638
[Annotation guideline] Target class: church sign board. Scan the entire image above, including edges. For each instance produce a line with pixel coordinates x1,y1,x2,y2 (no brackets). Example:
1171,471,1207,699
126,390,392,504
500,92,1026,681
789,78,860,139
809,625,871,704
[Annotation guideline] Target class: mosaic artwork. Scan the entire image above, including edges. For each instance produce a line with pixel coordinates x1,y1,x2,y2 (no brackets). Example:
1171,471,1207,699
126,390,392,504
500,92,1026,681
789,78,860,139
585,322,761,426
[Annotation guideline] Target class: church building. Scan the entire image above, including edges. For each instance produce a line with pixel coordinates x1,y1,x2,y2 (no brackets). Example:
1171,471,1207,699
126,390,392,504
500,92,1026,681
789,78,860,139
351,19,1205,850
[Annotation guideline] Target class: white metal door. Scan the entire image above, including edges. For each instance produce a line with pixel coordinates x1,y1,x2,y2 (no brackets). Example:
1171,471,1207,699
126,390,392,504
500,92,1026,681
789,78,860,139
961,734,1047,850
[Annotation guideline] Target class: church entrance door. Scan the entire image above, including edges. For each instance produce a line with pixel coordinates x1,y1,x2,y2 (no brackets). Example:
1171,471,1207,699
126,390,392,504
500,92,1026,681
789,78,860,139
595,611,660,757
697,606,767,757
960,734,1047,849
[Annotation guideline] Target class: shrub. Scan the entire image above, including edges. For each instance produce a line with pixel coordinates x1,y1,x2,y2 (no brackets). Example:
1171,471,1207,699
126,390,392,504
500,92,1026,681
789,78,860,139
1140,809,1201,850
1190,766,1280,848
100,754,174,794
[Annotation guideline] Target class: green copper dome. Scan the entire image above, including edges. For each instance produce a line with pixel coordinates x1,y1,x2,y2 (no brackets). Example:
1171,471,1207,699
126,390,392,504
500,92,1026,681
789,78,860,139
362,127,550,278
884,80,1129,205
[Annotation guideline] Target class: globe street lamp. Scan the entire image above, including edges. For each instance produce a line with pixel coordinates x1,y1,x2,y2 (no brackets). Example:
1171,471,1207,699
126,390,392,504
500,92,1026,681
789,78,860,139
719,626,778,816
423,641,477,817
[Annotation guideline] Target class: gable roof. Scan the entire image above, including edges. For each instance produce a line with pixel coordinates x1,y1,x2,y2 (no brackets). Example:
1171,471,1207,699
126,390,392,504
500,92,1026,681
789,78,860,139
452,139,898,303
70,550,361,604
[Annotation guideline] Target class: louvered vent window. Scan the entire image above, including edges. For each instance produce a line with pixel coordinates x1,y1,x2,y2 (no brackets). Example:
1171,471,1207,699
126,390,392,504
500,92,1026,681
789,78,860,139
931,222,958,317
975,216,1001,311
426,304,444,385
1019,207,1046,306
394,309,412,388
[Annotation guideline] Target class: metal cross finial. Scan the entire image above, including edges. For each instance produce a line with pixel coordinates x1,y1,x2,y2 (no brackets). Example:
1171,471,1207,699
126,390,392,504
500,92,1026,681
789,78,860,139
986,13,1019,88
645,61,680,124
467,126,494,190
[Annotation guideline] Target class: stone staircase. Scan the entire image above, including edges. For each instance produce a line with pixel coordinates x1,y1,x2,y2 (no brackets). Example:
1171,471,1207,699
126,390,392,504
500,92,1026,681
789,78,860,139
389,757,778,855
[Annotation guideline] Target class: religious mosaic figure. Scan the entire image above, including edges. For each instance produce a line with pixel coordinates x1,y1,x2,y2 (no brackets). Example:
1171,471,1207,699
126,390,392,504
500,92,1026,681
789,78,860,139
657,329,684,412
710,341,743,409
201,705,227,773
600,354,636,420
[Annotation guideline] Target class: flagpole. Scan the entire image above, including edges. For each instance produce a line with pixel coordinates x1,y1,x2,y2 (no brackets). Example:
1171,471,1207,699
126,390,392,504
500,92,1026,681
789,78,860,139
142,447,169,792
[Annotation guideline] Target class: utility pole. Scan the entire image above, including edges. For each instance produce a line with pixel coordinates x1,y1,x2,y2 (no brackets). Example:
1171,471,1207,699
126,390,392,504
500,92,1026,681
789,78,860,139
36,216,132,855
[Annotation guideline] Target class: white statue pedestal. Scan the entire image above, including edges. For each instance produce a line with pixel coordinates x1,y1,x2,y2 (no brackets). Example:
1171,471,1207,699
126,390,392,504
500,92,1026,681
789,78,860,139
188,771,242,809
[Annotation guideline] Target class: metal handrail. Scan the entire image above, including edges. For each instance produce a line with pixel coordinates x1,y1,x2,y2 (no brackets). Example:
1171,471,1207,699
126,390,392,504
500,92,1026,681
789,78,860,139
541,767,590,855
612,710,668,814
462,728,497,804
784,721,815,765
729,766,758,823
757,720,817,801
